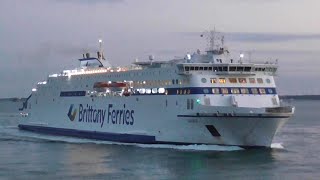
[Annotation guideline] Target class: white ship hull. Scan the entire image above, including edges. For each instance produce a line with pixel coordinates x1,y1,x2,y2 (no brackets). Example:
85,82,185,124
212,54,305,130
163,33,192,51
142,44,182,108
19,95,293,148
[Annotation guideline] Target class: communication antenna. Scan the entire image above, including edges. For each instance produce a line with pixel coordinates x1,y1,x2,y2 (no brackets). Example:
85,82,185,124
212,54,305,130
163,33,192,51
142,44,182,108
98,39,103,61
221,35,225,48
97,39,111,67
201,28,224,52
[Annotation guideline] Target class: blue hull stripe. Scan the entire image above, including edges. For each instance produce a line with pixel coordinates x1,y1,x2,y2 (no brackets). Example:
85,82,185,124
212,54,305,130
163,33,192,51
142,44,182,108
18,125,269,148
18,125,156,144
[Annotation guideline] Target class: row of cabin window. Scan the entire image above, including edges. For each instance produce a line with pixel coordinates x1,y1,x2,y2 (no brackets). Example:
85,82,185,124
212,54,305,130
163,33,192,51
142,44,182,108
177,89,191,95
255,67,277,72
185,66,251,72
132,79,189,87
175,88,272,95
184,66,276,72
209,77,268,84
211,88,272,94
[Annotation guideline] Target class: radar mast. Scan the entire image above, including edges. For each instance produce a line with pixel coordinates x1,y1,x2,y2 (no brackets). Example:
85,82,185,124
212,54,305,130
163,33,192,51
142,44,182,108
201,28,228,56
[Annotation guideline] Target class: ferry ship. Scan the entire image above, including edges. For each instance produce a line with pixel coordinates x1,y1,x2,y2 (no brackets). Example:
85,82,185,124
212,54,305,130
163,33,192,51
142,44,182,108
19,31,294,148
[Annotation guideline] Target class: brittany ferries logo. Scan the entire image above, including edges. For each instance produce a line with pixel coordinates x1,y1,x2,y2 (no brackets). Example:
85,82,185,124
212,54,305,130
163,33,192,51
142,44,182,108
67,104,77,121
67,104,135,127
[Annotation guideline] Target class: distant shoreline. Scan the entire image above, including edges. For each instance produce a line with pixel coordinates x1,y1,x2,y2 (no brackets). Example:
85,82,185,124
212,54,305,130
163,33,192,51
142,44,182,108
280,95,320,100
0,96,320,102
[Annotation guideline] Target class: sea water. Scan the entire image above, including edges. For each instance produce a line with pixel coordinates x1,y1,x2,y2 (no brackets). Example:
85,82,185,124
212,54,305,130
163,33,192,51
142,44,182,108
0,100,319,179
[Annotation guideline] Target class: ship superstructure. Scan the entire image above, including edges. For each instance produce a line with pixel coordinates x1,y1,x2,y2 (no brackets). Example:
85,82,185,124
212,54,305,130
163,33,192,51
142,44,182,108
19,32,294,148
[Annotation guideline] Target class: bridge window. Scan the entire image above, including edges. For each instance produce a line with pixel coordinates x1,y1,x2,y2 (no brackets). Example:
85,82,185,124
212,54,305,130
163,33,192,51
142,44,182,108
219,78,226,84
203,88,209,94
228,78,237,83
195,67,199,71
204,67,208,71
185,67,190,71
244,67,251,71
199,67,204,70
208,67,213,71
229,67,236,71
267,88,274,94
237,67,244,71
238,78,247,83
257,78,263,84
223,66,228,71
190,66,195,71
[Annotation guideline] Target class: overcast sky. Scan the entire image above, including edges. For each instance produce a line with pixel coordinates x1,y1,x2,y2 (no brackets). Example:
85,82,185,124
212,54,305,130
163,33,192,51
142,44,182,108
1,0,320,97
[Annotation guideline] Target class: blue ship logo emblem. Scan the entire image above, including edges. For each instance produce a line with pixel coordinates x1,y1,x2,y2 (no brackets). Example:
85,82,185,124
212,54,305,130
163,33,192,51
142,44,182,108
67,104,77,121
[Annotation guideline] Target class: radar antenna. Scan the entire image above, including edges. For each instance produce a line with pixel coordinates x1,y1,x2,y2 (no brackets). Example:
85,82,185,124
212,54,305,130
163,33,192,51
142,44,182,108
201,28,226,55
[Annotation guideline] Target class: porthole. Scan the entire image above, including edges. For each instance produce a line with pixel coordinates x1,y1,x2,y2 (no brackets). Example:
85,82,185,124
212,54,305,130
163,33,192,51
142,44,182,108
201,78,207,83
266,78,271,84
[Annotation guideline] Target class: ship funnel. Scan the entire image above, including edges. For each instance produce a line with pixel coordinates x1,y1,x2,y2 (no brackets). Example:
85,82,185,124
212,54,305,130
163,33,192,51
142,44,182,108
86,53,90,58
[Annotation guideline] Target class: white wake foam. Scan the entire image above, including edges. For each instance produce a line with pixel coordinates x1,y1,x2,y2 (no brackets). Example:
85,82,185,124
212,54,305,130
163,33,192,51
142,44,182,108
271,143,284,149
136,144,244,151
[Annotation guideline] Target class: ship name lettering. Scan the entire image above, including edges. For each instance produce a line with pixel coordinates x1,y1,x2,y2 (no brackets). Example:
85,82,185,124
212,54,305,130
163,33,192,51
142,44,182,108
77,104,134,127
78,104,106,127
108,104,134,126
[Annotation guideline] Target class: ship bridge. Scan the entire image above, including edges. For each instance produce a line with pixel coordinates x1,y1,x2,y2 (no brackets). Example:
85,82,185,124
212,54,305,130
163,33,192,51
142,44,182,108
176,62,277,76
